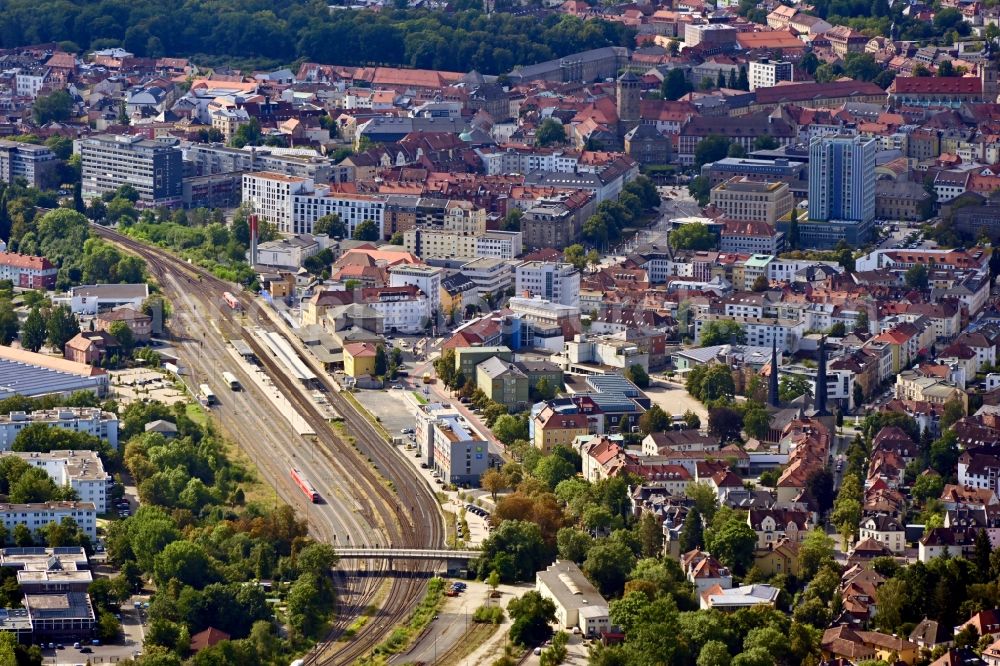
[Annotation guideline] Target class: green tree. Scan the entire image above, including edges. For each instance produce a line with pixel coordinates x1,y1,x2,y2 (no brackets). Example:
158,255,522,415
0,301,17,346
679,507,704,552
502,209,523,232
686,482,719,523
639,404,670,435
556,527,593,563
728,142,747,158
492,414,528,446
670,222,716,250
508,591,556,646
799,528,836,580
700,320,745,346
940,398,965,430
108,320,135,356
779,374,812,403
623,364,649,389
476,520,549,583
45,304,78,351
313,214,346,238
584,541,636,597
705,508,757,574
688,176,712,206
352,219,380,241
230,118,262,148
698,640,731,666
905,262,929,290
374,344,387,376
787,206,800,250
533,455,576,491
694,135,732,168
662,68,692,101
912,472,945,504
32,89,74,124
743,406,770,440
753,134,779,151
19,306,45,352
564,244,587,271
536,118,566,147
708,407,743,442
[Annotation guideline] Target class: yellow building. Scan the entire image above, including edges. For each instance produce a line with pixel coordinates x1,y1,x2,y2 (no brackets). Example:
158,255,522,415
753,539,801,577
709,178,793,225
533,405,590,453
343,342,379,378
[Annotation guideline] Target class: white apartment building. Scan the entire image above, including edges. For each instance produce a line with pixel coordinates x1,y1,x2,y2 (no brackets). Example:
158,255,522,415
476,231,523,259
476,147,581,176
515,262,581,308
0,502,97,540
403,229,522,261
694,314,805,353
243,172,386,237
748,59,794,91
15,69,49,99
388,264,442,319
0,409,119,451
242,171,312,234
4,451,112,514
362,286,429,334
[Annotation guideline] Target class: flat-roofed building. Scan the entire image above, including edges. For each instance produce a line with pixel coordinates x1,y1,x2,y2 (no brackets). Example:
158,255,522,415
243,171,385,237
0,502,97,540
1,547,92,594
0,141,59,188
23,592,95,637
4,451,112,512
63,283,149,316
710,178,793,225
414,403,490,485
77,134,183,208
536,560,610,637
0,409,118,452
0,347,108,400
748,59,793,92
515,262,580,308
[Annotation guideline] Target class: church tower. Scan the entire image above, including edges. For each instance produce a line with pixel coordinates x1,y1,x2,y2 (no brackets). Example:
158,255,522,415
981,59,999,103
768,336,780,409
617,71,641,129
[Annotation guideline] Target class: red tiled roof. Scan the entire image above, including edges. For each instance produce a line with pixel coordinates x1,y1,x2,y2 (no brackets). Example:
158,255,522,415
891,76,983,95
0,252,54,271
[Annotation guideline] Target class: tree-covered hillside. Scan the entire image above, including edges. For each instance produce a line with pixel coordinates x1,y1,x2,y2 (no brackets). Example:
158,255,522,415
0,1,633,74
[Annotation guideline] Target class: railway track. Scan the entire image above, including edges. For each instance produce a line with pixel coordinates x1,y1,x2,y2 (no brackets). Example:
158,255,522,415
94,226,445,666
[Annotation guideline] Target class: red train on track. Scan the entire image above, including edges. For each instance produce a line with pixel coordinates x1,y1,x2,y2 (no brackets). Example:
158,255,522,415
291,468,320,503
223,291,240,310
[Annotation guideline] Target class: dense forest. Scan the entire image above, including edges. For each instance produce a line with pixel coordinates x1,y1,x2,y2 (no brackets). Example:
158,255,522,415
0,0,633,74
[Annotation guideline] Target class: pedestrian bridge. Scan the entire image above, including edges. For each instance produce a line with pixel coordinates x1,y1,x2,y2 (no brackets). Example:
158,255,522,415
335,548,481,572
336,548,480,560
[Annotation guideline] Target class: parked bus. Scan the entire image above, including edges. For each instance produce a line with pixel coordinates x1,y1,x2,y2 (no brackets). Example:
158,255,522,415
199,384,217,405
223,292,240,310
291,468,320,503
222,371,241,391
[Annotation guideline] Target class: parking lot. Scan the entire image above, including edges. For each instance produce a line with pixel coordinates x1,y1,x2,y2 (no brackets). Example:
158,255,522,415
357,387,417,436
109,368,188,406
